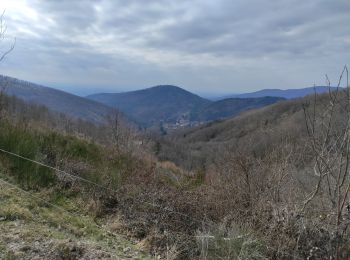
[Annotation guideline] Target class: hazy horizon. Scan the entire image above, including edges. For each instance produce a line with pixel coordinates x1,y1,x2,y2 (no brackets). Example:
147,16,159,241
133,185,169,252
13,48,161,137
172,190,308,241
0,72,336,99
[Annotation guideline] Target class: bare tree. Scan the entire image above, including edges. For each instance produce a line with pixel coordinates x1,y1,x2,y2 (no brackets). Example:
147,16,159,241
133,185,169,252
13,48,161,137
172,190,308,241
302,66,350,258
109,110,123,149
108,110,137,153
0,85,7,121
0,11,15,121
0,11,15,62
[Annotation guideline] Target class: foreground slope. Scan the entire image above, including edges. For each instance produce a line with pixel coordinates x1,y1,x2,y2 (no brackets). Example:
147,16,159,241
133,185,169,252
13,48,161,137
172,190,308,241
0,75,116,124
0,176,150,260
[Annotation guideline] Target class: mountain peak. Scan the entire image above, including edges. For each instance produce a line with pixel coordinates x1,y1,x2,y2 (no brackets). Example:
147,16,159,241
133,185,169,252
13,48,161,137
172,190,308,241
145,85,194,95
150,85,182,90
87,85,210,126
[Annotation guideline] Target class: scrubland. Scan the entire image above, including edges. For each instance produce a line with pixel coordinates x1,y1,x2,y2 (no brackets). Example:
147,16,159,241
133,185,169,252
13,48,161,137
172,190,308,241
1,83,350,259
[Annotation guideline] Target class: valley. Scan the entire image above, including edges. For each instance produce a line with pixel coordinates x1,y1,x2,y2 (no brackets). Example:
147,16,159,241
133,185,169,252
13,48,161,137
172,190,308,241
1,75,335,132
0,2,348,259
1,74,350,259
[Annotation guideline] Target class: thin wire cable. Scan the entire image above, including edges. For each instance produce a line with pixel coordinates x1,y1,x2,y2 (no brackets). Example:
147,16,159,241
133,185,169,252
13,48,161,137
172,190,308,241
0,178,302,259
0,177,78,217
0,148,305,259
0,147,114,192
0,147,199,222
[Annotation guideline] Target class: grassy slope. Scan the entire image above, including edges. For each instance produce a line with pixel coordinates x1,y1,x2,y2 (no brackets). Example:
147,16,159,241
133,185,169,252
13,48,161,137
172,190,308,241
0,109,214,258
0,120,153,259
0,175,151,259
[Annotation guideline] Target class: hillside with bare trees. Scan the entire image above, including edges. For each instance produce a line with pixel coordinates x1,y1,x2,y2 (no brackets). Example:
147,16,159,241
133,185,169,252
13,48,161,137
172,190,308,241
1,1,350,259
1,68,350,259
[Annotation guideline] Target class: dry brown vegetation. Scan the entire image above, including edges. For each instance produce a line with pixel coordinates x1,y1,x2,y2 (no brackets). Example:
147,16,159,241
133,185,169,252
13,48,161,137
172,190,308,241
149,69,350,259
2,69,350,259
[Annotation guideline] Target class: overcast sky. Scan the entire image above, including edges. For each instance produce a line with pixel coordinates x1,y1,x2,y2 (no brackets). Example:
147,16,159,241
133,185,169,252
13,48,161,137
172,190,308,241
0,0,349,96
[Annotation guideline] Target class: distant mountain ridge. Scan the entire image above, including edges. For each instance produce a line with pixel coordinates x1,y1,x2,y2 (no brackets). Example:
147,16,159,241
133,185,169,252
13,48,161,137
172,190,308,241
87,85,211,126
1,74,328,129
87,85,285,127
222,86,339,99
0,75,116,124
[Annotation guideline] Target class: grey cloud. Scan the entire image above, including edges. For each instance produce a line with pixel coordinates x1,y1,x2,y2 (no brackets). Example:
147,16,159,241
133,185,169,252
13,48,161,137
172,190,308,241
140,0,350,59
0,0,349,94
32,0,98,31
21,0,350,59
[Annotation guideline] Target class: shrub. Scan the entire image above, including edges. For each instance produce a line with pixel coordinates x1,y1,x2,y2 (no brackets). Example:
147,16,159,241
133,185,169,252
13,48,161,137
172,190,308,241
0,123,56,188
197,224,266,259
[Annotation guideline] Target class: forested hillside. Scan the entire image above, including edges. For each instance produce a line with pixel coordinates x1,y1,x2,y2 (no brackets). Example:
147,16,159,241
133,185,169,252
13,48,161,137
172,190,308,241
190,96,285,122
0,75,116,124
2,80,350,258
1,1,349,259
88,85,284,128
154,85,350,259
87,85,211,126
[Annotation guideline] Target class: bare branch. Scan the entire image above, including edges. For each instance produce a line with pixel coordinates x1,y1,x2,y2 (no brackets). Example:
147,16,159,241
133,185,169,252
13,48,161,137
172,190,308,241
0,10,15,62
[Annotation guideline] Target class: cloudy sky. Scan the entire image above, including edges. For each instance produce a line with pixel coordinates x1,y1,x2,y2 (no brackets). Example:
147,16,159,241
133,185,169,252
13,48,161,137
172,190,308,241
0,0,349,96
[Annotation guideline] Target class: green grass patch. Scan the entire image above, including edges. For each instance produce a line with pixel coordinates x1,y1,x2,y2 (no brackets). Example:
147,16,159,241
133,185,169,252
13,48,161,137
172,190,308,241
0,123,56,188
0,121,131,190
